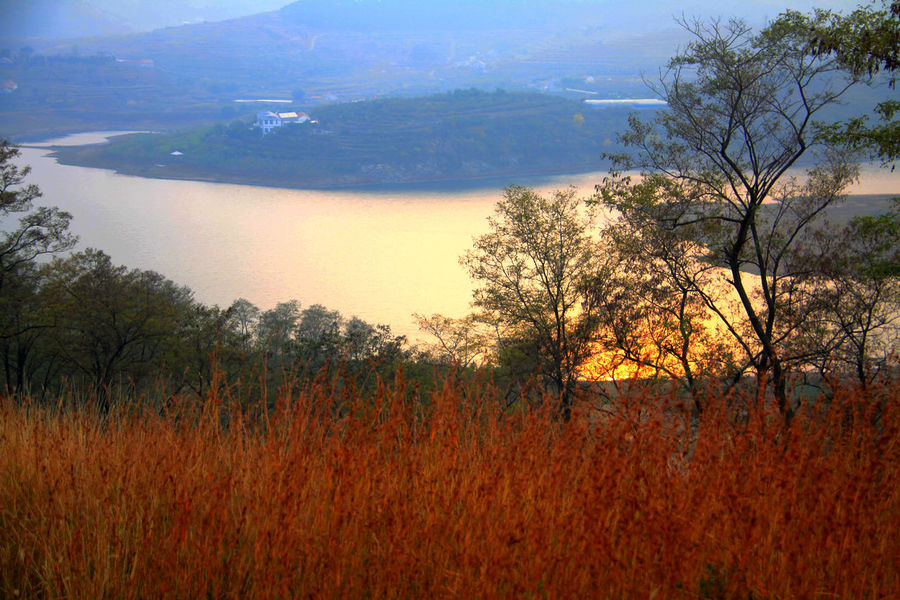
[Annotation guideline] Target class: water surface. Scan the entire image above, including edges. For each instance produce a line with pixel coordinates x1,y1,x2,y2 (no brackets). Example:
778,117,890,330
16,132,900,341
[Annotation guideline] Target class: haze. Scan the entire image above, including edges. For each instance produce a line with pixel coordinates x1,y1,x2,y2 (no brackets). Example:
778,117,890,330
2,0,865,40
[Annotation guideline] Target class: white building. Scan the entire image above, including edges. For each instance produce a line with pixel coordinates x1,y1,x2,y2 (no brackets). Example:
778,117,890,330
256,111,311,134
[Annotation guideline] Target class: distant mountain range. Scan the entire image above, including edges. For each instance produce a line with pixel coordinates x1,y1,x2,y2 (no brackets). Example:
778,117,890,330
1,1,127,39
0,0,876,141
1,0,851,41
0,0,288,39
9,0,691,95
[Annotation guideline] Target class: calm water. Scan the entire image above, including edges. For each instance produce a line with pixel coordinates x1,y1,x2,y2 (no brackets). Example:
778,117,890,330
15,132,900,342
16,133,607,340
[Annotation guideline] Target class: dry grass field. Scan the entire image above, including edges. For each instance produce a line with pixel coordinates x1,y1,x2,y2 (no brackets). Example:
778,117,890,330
1,370,898,598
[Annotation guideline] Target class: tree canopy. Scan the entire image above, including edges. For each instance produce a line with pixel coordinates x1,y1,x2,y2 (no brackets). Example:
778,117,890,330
462,185,607,419
596,15,866,421
0,141,76,294
787,0,900,163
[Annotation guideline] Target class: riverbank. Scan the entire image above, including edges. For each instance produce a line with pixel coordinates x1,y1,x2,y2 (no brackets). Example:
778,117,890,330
48,140,900,199
42,90,629,190
49,141,614,192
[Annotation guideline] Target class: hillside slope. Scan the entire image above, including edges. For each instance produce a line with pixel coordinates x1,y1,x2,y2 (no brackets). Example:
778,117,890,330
51,90,637,188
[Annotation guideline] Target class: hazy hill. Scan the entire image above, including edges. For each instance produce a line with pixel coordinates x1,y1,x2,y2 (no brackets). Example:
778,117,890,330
51,89,634,188
0,0,289,39
0,0,685,138
0,0,856,42
0,1,130,39
0,0,873,140
276,0,602,30
32,0,688,96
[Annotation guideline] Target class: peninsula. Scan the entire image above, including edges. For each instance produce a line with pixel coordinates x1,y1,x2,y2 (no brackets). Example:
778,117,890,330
50,90,644,188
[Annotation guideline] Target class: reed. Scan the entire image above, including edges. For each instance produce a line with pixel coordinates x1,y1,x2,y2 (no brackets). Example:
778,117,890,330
1,370,897,598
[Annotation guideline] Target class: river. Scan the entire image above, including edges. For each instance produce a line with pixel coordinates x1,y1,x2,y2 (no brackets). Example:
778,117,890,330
15,133,609,341
14,132,900,342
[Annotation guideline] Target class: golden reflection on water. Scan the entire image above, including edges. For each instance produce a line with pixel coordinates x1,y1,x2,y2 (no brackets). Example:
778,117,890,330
19,136,608,341
16,133,900,344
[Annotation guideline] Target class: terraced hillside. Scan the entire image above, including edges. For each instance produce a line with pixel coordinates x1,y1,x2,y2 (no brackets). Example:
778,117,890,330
52,89,641,187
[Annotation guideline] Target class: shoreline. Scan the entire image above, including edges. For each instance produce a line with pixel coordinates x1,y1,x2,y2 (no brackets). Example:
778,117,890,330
48,150,900,199
47,143,613,194
24,130,900,198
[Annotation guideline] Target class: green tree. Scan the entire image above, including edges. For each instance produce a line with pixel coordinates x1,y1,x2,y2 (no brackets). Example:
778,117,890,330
256,299,301,363
40,249,195,410
226,297,260,353
297,304,342,341
342,317,405,365
801,208,900,387
462,185,604,420
0,262,52,396
590,178,744,413
172,302,252,400
1,140,76,295
296,304,343,370
0,140,76,398
800,0,899,81
788,1,900,162
597,17,860,422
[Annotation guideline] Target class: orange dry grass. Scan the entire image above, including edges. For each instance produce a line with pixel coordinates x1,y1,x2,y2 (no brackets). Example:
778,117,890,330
1,374,898,599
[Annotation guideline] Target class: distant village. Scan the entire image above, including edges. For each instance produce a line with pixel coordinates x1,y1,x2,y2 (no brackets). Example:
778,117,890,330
255,110,316,134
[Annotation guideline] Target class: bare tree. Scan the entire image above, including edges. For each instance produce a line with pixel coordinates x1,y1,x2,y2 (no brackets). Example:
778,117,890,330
414,312,491,373
462,185,607,420
597,17,860,422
